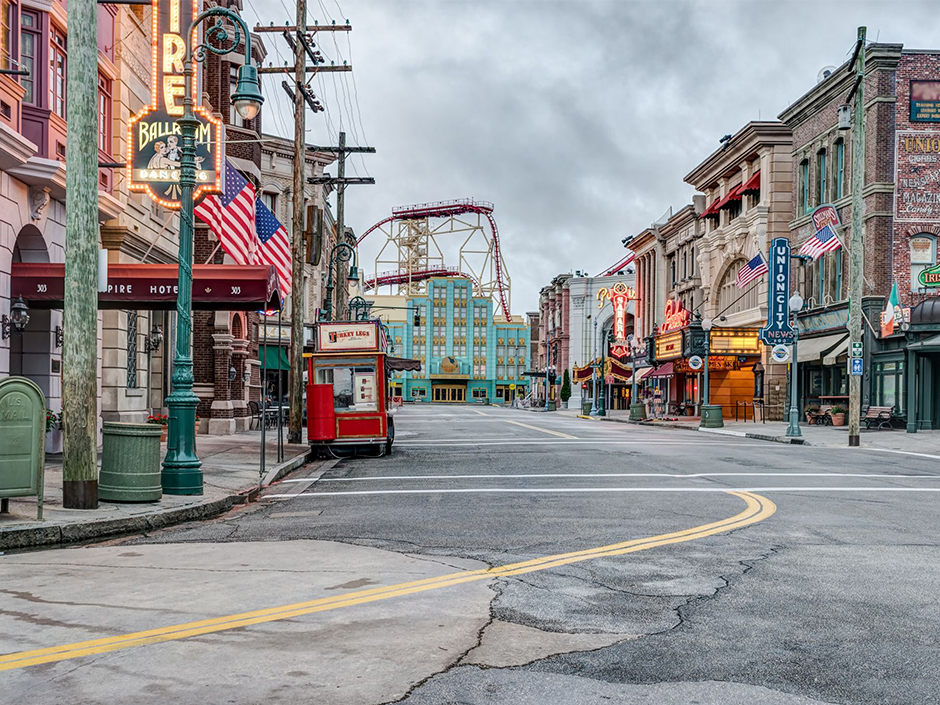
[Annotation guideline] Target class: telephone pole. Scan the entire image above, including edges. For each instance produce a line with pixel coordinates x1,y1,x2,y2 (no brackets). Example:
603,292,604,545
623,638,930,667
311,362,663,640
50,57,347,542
308,132,375,316
254,19,358,444
847,26,866,447
62,0,99,508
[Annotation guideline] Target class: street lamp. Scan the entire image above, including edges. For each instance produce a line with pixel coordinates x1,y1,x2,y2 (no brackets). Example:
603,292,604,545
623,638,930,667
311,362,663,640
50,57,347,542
163,7,264,496
590,318,599,416
1,296,29,338
786,292,804,438
699,316,723,428
320,242,359,321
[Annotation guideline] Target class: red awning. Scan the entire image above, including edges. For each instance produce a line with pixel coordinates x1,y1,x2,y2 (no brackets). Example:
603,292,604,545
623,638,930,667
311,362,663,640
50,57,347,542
10,262,281,311
741,170,761,193
715,183,744,210
700,197,722,219
646,362,675,378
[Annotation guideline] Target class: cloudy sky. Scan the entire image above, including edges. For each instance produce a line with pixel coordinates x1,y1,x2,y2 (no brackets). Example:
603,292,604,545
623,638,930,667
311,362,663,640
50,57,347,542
250,0,936,313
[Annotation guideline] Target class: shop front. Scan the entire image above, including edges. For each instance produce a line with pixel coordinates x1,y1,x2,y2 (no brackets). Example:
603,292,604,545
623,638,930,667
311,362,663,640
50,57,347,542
901,298,940,431
796,304,850,412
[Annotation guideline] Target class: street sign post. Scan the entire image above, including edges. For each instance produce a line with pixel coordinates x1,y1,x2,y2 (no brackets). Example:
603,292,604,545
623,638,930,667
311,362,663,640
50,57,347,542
850,358,864,376
851,342,863,358
760,238,796,346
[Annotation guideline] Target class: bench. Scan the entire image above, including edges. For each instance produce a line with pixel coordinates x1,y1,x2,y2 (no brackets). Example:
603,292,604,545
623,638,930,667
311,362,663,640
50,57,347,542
807,404,833,425
864,405,894,430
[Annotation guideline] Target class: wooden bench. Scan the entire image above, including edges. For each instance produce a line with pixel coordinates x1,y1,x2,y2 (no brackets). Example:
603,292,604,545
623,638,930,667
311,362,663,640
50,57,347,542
807,404,834,425
864,405,894,430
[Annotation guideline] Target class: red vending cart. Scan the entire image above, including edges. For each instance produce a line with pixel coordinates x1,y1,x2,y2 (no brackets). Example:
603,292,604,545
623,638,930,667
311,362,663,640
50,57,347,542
305,321,419,457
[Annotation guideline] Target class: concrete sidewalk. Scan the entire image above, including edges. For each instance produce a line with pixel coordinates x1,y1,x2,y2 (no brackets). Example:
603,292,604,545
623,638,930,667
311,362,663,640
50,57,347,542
0,430,312,551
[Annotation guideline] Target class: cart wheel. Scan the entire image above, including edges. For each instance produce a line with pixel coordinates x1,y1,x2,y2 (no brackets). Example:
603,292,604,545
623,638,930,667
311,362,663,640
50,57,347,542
385,418,395,455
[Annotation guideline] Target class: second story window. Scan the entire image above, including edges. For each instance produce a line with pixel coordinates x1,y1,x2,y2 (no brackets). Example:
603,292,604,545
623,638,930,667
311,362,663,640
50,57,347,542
20,12,38,105
817,149,827,204
50,27,67,119
98,74,112,154
835,139,845,199
1,0,12,71
800,159,810,214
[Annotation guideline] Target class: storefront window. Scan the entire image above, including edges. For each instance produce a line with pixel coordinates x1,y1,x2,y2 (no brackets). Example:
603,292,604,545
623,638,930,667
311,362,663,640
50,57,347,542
316,364,378,411
911,235,937,291
873,360,905,413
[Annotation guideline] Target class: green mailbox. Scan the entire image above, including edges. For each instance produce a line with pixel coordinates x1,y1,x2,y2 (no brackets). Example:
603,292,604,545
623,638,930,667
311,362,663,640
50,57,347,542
0,376,46,520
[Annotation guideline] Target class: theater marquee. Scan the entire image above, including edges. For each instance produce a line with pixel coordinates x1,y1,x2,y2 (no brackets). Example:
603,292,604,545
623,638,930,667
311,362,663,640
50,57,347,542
126,0,222,208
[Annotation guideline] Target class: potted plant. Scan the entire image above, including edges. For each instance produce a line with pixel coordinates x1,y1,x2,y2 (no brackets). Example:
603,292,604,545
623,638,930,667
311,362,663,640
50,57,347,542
195,414,201,435
830,404,847,426
560,369,571,410
45,409,62,453
804,405,820,423
147,413,169,442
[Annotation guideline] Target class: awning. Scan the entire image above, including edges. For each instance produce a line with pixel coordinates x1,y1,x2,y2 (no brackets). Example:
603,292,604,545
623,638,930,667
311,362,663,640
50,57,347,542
608,358,632,383
386,356,422,372
647,362,674,378
700,196,722,219
823,336,849,365
908,333,940,351
10,262,282,311
634,366,653,383
259,344,290,371
797,332,847,363
715,183,744,210
572,360,598,382
741,170,761,193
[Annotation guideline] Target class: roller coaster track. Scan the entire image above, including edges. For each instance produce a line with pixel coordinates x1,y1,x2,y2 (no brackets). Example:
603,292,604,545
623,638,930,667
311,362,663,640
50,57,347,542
600,250,636,277
358,199,511,322
363,268,480,292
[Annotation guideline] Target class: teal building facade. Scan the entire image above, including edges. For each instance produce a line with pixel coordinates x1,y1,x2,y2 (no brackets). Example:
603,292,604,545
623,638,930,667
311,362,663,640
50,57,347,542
385,277,531,403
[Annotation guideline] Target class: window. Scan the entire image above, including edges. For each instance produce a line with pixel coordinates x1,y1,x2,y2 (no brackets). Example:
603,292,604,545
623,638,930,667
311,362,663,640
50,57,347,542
800,159,810,214
817,149,827,204
126,311,139,389
1,0,11,72
98,74,112,155
670,257,677,287
20,12,38,105
50,27,67,119
719,260,760,315
472,388,487,399
873,361,905,413
835,139,845,199
261,191,277,213
911,234,937,291
228,66,243,127
316,364,377,411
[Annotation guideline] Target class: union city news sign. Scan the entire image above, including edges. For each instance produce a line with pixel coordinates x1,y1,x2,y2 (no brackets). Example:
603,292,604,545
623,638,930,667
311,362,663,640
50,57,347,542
126,0,222,208
759,237,796,346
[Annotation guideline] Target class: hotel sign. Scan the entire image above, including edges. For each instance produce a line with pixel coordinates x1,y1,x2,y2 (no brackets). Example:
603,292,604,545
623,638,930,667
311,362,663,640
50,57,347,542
759,238,795,345
127,0,222,208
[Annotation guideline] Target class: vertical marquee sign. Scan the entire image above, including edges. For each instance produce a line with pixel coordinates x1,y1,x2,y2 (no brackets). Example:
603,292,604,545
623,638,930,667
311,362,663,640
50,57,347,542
759,237,796,345
126,0,222,208
596,282,636,358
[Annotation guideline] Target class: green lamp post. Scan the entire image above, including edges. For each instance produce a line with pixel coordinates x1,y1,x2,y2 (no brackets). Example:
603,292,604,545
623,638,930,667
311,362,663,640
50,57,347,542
320,242,360,322
162,8,263,495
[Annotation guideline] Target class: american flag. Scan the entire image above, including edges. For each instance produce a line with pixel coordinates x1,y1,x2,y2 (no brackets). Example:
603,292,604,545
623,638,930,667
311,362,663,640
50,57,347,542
736,252,768,289
254,198,292,295
195,160,257,265
800,224,842,260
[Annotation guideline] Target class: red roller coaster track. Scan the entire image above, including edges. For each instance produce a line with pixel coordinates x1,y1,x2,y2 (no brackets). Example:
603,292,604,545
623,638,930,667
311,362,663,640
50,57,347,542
358,199,511,322
600,250,636,277
362,268,480,292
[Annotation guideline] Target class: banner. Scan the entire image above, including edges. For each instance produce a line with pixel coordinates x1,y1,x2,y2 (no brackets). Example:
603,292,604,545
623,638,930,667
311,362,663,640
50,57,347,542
759,237,796,345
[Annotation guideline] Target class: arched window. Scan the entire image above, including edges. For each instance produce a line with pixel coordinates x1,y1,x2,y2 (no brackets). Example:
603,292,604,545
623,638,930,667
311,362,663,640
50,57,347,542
718,259,761,316
911,234,938,291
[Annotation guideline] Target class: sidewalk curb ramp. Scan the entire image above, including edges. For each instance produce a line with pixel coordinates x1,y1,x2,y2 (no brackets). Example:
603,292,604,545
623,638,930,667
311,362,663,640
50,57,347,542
0,449,312,552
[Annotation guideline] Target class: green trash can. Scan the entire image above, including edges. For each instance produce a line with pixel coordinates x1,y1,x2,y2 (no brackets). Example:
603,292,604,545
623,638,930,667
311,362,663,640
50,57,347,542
582,401,592,416
99,422,163,502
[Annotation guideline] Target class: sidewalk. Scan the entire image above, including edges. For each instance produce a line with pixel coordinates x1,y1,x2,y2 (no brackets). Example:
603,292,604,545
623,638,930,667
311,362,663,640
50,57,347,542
595,409,940,452
0,430,312,551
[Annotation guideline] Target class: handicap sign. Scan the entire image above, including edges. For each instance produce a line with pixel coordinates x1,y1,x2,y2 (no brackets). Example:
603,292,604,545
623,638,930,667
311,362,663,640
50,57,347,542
850,357,864,376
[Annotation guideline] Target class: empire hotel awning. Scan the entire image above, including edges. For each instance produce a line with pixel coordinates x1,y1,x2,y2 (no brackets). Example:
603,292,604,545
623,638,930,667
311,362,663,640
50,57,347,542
10,262,282,311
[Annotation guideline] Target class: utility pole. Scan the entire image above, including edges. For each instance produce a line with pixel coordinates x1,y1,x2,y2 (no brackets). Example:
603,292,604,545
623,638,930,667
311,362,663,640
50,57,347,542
847,26,866,447
254,20,355,444
308,132,375,316
62,0,99,509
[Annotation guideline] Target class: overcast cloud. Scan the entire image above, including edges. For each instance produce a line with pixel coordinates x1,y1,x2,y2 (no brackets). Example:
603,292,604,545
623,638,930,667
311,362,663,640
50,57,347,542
250,0,937,312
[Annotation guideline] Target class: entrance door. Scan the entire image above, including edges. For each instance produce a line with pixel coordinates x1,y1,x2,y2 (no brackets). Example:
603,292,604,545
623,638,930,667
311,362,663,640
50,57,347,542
432,384,466,402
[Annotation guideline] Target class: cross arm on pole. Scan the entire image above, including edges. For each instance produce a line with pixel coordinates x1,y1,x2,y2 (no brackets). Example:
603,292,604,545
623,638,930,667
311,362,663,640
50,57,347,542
307,176,375,185
253,24,352,33
258,65,351,74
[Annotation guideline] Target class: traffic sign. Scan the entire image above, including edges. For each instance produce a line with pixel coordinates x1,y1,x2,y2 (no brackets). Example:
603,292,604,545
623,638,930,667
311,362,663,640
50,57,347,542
509,383,516,390
688,355,703,371
851,341,863,357
850,357,864,376
770,344,791,364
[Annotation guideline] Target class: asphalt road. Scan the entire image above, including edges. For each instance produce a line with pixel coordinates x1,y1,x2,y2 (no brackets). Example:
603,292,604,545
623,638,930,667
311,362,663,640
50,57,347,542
3,405,940,704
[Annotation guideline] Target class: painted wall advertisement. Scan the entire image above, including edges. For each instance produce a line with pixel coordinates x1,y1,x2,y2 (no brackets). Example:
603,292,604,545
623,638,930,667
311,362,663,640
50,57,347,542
896,131,940,222
910,80,940,122
126,0,222,208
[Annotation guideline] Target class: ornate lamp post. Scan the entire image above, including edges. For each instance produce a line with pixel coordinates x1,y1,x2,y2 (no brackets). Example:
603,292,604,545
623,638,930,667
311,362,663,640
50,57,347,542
699,316,723,428
319,242,360,321
786,292,804,438
589,318,599,416
162,9,263,495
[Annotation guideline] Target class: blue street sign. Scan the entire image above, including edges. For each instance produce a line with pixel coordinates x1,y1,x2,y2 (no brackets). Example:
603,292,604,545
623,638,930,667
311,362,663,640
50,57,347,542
851,357,864,376
759,238,796,346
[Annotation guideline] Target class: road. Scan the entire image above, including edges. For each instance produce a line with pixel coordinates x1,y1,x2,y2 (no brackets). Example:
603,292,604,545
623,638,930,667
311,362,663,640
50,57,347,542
3,404,940,704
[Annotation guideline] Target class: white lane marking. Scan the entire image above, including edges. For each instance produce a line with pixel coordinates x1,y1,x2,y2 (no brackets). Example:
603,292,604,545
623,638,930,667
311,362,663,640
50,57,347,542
394,440,760,447
862,447,940,462
266,486,940,499
503,420,578,439
299,471,940,483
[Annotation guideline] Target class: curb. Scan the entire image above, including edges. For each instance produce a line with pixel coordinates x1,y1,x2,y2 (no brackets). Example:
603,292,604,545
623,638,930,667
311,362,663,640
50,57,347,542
0,449,312,552
596,417,810,445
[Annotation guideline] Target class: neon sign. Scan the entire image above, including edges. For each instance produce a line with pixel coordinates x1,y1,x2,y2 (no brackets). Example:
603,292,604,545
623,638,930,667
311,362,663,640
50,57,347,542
659,299,690,334
596,282,636,357
126,0,222,209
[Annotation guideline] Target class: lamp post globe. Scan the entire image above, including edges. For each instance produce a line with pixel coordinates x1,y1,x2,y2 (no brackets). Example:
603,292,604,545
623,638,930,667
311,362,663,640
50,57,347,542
231,65,263,120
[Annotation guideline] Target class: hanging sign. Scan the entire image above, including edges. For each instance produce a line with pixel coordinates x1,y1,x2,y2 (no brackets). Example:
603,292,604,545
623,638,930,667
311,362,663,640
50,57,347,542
759,238,796,345
687,355,703,371
127,0,223,208
770,344,791,364
597,282,636,354
919,262,940,286
658,299,690,334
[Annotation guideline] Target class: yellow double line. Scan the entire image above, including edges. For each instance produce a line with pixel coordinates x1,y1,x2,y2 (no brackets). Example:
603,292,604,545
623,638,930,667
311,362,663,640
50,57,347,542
0,491,775,672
